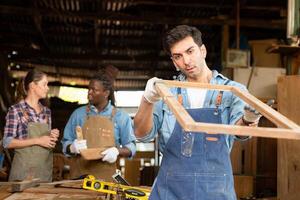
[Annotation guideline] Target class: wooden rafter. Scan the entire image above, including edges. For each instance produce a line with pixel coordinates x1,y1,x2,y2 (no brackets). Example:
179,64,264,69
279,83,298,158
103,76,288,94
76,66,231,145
155,80,300,140
0,5,286,29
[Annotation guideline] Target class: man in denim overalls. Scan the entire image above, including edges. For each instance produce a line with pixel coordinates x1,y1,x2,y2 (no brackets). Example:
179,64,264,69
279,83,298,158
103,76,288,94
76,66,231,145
134,25,261,200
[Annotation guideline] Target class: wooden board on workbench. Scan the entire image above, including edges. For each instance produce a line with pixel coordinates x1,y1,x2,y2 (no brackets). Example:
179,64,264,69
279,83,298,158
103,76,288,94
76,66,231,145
0,186,12,199
5,193,57,200
5,192,103,200
1,180,106,200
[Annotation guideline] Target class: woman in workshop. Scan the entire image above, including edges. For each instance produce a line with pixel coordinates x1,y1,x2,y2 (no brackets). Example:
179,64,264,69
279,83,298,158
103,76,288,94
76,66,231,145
3,69,60,182
61,65,136,181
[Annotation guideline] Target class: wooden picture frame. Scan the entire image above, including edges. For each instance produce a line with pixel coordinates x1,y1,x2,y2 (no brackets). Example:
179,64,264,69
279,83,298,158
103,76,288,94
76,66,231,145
155,80,300,140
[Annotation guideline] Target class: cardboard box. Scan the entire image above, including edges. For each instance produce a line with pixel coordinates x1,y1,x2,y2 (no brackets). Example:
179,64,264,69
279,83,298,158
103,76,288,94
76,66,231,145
233,67,286,99
249,39,282,68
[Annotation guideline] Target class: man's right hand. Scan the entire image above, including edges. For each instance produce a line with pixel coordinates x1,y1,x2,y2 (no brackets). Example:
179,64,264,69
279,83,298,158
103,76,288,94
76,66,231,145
143,77,162,104
70,139,87,154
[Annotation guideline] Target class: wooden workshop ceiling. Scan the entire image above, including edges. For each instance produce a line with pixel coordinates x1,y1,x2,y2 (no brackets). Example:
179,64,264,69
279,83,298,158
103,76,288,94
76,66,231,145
0,0,286,90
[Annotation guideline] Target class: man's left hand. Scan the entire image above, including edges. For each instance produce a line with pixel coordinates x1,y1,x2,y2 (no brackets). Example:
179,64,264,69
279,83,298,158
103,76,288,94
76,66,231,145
101,147,119,163
243,105,262,126
243,99,275,126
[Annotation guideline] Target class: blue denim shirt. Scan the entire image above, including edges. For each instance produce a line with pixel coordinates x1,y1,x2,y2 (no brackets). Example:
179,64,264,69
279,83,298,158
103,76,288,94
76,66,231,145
62,101,136,157
138,70,247,153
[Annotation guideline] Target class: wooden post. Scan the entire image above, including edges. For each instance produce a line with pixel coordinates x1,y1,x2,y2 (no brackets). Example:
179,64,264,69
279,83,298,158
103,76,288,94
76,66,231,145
277,75,300,200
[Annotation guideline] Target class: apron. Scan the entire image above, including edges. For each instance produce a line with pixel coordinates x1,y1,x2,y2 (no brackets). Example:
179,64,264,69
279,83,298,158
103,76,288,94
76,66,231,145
68,106,116,181
9,122,53,182
150,85,236,200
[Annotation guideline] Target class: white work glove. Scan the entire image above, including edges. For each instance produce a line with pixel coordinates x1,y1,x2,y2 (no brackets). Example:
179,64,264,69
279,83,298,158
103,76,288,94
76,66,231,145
143,77,162,104
243,100,274,125
70,139,87,154
243,105,262,124
101,147,119,163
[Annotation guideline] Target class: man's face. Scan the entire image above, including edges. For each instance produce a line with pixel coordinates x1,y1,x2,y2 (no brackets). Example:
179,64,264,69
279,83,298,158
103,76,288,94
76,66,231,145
88,80,109,106
170,36,207,80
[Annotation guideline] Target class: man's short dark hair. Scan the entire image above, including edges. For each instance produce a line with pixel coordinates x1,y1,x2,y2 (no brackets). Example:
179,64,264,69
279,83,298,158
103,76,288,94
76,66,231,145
163,25,203,56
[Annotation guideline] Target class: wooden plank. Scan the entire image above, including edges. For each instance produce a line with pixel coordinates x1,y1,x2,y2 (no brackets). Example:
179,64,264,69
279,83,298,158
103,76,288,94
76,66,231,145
0,186,12,200
155,82,195,131
40,179,83,186
277,75,300,200
80,148,105,160
11,179,40,192
189,122,300,139
5,193,57,200
23,186,104,196
155,80,300,140
161,80,233,91
5,192,105,200
76,126,84,140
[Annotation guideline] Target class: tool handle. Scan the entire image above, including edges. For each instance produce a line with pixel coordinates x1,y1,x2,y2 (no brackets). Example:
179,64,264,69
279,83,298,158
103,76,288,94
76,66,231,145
76,126,84,140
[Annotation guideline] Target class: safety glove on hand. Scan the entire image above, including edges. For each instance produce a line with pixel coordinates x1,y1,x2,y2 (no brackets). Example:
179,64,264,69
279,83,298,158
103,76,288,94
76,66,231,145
101,147,119,163
70,139,87,154
243,99,275,125
143,77,162,104
243,105,262,125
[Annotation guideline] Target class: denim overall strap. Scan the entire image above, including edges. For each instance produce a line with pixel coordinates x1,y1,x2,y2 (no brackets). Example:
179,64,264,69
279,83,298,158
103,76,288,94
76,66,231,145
150,108,236,200
85,104,116,119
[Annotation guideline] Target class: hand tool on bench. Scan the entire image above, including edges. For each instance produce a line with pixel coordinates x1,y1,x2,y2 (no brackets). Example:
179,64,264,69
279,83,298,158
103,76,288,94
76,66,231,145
82,175,150,200
0,178,40,192
76,125,84,140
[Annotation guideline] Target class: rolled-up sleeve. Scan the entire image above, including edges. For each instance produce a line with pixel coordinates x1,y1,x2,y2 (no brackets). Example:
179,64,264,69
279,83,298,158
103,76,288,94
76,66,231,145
137,101,163,143
118,112,137,158
61,111,78,156
3,107,18,148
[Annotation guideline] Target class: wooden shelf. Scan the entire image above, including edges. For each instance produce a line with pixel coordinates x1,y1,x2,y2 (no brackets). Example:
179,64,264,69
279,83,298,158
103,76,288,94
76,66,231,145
267,44,300,55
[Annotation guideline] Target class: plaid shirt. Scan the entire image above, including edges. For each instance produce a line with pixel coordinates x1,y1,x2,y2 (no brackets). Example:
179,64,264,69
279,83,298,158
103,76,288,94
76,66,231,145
3,100,51,148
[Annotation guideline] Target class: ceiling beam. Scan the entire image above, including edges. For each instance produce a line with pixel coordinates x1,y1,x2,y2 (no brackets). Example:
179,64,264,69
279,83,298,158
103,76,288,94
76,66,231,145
8,55,173,69
9,69,150,90
103,0,284,11
0,33,159,51
33,1,50,51
0,5,286,29
5,46,169,62
10,61,175,80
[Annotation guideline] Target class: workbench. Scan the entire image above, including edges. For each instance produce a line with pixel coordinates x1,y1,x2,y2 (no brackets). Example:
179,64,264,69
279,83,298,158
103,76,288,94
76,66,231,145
0,180,106,200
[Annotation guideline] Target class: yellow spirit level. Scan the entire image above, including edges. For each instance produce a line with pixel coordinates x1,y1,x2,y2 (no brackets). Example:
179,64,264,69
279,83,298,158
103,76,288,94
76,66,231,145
82,175,150,200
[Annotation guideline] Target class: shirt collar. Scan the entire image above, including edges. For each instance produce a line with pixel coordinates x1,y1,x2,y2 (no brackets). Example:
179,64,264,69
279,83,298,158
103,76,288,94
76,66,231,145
212,70,226,79
89,100,112,113
20,99,45,113
176,70,226,82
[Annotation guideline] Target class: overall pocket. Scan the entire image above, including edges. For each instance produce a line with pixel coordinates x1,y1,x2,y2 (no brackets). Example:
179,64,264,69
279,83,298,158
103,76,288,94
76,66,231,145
195,173,231,200
166,172,195,200
166,172,230,200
